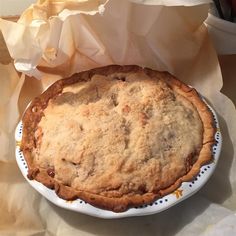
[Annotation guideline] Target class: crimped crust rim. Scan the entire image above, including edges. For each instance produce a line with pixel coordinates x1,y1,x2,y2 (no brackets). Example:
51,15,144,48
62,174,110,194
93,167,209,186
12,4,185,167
21,65,216,212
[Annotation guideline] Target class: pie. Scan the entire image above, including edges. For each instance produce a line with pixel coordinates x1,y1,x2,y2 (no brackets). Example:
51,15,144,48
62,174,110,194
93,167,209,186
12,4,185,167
21,65,216,212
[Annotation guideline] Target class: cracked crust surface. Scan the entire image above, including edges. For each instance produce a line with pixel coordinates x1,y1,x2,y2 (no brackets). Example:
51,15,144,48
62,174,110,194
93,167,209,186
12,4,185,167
21,65,216,212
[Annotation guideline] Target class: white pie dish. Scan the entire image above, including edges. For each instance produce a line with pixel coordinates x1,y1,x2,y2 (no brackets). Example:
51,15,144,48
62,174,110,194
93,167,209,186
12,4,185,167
15,99,222,219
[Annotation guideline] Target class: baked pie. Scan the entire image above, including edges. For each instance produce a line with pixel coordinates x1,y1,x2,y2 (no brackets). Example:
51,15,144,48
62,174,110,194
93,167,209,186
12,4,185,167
21,65,215,212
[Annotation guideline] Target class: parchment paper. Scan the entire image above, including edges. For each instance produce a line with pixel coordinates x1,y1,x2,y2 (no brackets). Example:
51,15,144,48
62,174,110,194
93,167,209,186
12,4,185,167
0,0,236,235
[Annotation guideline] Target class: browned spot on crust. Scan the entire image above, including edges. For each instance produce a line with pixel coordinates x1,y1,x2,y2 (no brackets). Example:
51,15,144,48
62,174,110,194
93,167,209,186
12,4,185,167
122,105,131,114
47,167,55,178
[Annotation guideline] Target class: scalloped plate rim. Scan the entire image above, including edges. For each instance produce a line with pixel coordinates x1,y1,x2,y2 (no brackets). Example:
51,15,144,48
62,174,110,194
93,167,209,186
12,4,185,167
15,100,222,219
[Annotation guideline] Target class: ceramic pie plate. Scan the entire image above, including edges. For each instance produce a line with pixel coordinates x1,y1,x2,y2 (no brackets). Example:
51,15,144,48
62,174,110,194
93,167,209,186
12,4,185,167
15,98,222,219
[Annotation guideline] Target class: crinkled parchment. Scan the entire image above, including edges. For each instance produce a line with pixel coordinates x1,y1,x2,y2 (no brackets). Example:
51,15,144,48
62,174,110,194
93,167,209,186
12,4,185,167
0,0,236,235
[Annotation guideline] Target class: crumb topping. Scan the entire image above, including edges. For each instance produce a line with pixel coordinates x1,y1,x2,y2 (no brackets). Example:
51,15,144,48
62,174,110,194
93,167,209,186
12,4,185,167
33,71,203,198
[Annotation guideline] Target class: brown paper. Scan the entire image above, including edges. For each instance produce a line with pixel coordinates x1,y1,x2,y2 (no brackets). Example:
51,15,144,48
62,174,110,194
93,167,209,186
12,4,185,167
0,0,213,80
1,0,236,235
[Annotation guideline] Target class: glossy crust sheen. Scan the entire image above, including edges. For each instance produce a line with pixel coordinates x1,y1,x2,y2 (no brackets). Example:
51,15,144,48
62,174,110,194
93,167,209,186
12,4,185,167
21,65,216,212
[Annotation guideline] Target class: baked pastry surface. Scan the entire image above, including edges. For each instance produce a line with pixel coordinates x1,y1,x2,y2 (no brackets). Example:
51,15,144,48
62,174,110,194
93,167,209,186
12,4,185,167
21,65,215,212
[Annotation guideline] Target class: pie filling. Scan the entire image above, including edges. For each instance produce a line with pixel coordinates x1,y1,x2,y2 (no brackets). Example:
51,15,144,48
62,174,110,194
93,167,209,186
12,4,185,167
32,71,203,198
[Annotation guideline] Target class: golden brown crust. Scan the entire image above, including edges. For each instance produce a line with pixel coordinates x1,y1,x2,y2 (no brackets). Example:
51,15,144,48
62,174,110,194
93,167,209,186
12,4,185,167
21,65,216,212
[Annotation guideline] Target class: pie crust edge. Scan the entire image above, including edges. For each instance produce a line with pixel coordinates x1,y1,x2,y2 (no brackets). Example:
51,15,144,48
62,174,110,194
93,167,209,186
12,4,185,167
21,65,216,212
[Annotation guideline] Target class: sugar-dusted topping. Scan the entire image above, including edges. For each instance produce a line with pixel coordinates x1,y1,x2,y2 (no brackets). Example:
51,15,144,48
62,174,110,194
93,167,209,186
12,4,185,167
33,71,203,197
